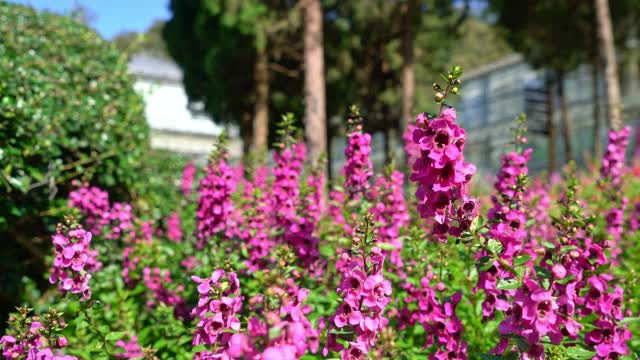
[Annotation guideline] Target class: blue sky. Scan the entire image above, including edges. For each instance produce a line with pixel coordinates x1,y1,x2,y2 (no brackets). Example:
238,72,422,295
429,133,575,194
9,0,170,39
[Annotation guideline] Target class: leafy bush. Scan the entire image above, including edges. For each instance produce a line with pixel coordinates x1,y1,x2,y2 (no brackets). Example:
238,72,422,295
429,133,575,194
0,2,149,322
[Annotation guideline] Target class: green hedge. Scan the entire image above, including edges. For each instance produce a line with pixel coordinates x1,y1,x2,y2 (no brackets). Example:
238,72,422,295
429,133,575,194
0,1,150,320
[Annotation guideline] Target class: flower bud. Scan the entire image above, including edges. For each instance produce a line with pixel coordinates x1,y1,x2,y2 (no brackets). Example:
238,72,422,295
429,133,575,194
451,87,459,94
552,263,567,279
434,92,444,102
58,336,68,347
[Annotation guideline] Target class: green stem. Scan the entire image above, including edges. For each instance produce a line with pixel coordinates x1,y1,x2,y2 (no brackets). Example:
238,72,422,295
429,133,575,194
438,83,451,116
79,305,114,358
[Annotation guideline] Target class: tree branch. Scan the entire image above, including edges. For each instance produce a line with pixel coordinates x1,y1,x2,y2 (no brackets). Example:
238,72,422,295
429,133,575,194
267,0,314,35
269,62,300,78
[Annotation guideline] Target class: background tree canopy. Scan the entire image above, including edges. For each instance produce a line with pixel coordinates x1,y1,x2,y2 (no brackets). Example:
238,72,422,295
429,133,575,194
161,0,513,165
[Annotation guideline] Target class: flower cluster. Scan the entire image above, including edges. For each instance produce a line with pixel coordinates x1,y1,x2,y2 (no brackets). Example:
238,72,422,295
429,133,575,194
68,182,110,235
600,126,631,188
523,178,555,246
68,183,140,242
343,129,373,200
121,246,139,286
142,267,189,321
401,272,468,359
196,159,237,248
403,122,420,167
600,126,632,255
228,281,320,359
370,170,409,268
191,269,243,358
181,160,197,197
271,144,320,270
630,200,640,231
272,148,302,229
410,109,477,240
165,212,183,243
238,168,272,272
49,223,101,301
102,202,135,241
115,335,144,359
493,168,632,359
0,308,75,360
324,222,391,359
303,170,325,224
583,275,631,359
476,149,531,321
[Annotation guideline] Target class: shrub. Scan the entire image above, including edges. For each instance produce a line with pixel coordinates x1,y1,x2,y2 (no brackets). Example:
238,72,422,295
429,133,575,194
0,2,149,323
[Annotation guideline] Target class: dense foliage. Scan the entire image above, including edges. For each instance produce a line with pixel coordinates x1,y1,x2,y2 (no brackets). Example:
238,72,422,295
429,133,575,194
1,67,639,360
0,1,150,323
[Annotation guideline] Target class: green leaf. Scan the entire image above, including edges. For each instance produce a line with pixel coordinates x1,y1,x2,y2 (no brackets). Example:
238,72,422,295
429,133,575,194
496,278,521,290
154,338,168,349
477,352,518,360
105,331,126,341
541,241,556,250
471,215,485,232
534,266,552,280
556,275,576,285
513,255,531,266
487,239,503,254
192,344,207,353
329,328,353,335
618,317,640,325
566,346,597,359
477,355,500,360
476,256,494,272
268,325,282,339
377,242,396,251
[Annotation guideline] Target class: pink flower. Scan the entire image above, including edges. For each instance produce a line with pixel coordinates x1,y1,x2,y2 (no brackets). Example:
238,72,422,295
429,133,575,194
362,275,392,310
68,182,110,235
324,244,391,358
196,159,237,248
181,161,197,197
191,269,243,358
49,225,101,301
165,212,183,242
343,131,373,198
409,108,477,240
114,335,144,359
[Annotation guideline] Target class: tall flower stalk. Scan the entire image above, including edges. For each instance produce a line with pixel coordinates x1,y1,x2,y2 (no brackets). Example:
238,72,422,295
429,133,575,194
196,132,237,249
324,214,392,359
409,67,476,241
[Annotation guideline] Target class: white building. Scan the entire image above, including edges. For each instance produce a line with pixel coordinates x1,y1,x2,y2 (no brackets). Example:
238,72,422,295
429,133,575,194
128,53,240,159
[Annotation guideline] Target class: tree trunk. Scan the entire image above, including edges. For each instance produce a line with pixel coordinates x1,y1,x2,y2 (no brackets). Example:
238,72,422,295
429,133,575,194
557,72,573,163
595,0,623,131
384,126,391,166
624,27,639,99
253,47,269,155
591,53,603,160
303,0,327,174
400,0,417,133
326,125,333,184
240,111,253,162
547,80,557,175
